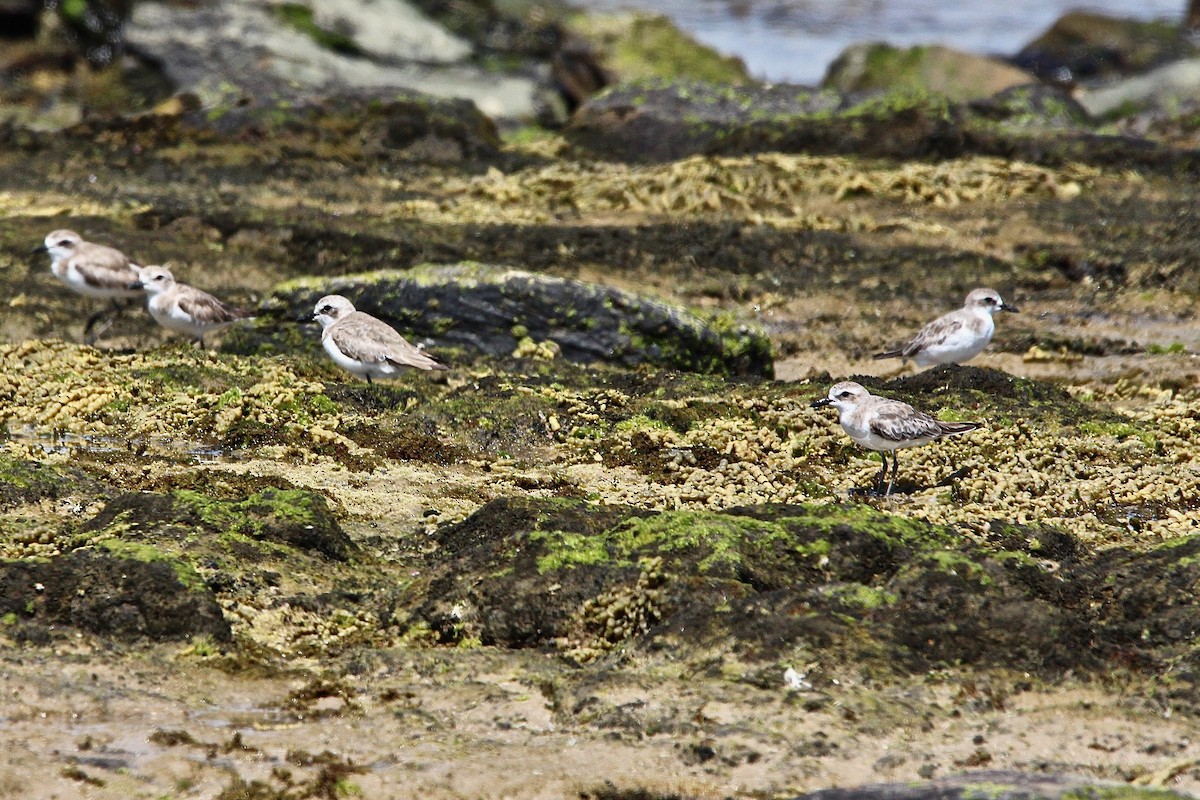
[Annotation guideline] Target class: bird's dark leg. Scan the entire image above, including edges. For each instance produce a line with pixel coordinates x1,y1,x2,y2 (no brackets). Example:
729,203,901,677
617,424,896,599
885,451,899,496
82,309,107,343
82,299,128,344
365,374,373,386
876,452,890,495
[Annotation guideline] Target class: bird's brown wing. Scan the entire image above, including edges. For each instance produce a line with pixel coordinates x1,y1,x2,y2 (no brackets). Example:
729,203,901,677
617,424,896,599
77,243,133,271
902,316,962,358
332,313,448,371
71,247,141,291
177,286,254,325
869,401,946,443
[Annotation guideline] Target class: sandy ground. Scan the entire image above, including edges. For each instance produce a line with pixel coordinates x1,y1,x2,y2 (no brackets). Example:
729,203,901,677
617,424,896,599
2,643,1200,800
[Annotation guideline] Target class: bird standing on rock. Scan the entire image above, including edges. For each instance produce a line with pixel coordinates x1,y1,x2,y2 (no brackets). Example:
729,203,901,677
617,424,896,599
312,295,449,383
130,266,255,348
812,381,982,496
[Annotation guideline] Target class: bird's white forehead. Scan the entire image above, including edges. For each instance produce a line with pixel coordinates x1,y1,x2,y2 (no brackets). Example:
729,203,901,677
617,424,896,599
828,381,867,400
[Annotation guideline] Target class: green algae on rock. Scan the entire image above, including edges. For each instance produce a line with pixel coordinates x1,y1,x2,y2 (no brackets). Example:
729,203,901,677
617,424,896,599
262,263,774,377
414,496,1200,681
822,43,1035,102
3,89,503,165
0,339,354,456
85,488,355,561
567,78,1200,172
0,453,99,510
566,11,749,86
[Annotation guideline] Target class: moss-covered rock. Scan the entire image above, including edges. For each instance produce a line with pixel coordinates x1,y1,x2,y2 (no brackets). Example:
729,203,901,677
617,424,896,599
822,43,1036,102
969,84,1092,130
0,454,99,510
414,496,1200,678
262,263,774,377
85,488,355,561
0,546,230,641
6,88,504,164
567,78,1199,172
566,11,749,86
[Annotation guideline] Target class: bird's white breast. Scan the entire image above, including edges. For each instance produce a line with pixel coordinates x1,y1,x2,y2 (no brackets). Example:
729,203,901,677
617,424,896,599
149,294,201,335
914,311,993,366
322,330,395,379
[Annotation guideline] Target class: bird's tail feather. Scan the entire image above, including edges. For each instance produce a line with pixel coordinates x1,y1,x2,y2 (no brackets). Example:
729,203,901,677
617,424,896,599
938,421,983,436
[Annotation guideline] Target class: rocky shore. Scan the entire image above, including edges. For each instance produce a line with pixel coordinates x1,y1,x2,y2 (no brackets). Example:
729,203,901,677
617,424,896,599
3,1,1200,798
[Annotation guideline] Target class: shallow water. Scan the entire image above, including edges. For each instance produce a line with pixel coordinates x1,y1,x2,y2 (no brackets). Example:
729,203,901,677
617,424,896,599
570,0,1185,83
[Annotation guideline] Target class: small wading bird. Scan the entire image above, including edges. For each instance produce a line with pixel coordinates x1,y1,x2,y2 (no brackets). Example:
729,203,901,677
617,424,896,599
33,229,144,343
130,266,255,347
812,381,982,496
312,295,449,383
873,288,1017,368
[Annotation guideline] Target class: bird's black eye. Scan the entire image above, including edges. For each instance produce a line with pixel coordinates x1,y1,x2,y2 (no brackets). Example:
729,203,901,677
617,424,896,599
320,306,332,314
58,240,73,247
838,391,852,398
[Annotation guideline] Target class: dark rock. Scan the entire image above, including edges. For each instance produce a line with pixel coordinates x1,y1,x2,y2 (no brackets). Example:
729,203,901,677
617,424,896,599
567,78,1200,174
568,79,847,163
85,488,355,561
414,497,1200,679
880,365,1073,405
968,84,1091,130
182,90,502,163
0,545,230,641
1012,11,1196,84
551,29,614,113
406,0,569,57
0,454,99,510
0,0,40,40
420,497,648,647
0,85,503,165
263,263,774,377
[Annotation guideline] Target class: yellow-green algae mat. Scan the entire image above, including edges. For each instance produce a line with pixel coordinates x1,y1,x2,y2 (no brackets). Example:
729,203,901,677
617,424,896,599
0,339,1197,552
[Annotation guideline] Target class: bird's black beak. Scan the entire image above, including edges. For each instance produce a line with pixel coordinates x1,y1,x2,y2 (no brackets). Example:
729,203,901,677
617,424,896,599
128,281,144,291
30,244,47,254
811,397,832,409
1002,302,1019,313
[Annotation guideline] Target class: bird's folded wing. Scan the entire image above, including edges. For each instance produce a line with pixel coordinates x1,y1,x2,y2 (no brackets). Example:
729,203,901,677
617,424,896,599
386,345,448,370
869,404,944,442
177,289,253,324
331,318,408,363
903,317,962,356
75,257,139,290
